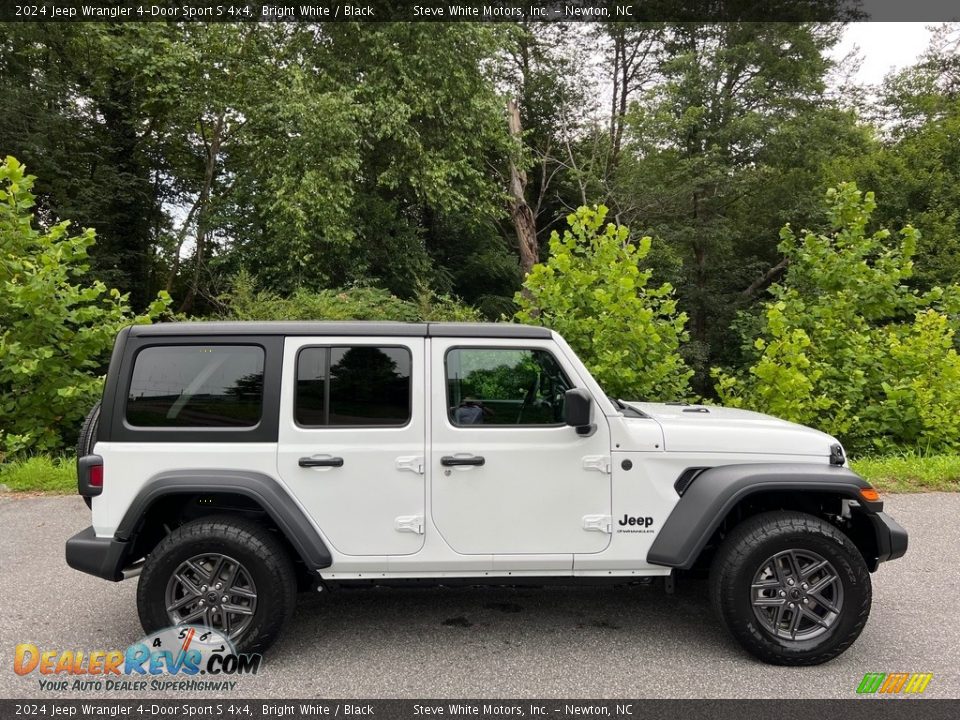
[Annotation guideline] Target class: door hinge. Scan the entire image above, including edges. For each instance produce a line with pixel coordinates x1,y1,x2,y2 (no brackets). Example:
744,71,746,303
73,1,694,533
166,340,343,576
582,514,612,534
582,455,611,474
395,515,424,534
395,455,425,475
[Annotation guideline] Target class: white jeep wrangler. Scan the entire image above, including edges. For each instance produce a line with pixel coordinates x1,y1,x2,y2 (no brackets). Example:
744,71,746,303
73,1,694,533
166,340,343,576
66,322,907,665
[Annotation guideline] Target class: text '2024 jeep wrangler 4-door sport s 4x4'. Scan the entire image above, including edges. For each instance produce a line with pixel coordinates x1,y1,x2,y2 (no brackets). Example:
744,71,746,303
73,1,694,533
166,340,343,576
66,321,907,665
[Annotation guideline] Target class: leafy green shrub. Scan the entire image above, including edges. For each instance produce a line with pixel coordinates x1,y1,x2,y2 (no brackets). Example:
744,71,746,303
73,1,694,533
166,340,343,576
0,157,169,457
412,284,485,323
714,183,960,454
221,270,481,323
515,205,693,400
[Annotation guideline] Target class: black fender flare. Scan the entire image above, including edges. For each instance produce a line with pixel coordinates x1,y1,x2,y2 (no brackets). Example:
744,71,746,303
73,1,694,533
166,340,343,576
646,463,879,569
117,469,333,570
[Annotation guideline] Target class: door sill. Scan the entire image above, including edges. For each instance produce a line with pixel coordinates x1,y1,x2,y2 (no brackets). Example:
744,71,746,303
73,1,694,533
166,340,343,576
320,568,668,581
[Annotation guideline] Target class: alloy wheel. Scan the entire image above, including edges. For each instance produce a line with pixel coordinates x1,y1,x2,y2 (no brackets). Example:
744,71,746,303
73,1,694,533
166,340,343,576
164,553,258,640
750,548,844,641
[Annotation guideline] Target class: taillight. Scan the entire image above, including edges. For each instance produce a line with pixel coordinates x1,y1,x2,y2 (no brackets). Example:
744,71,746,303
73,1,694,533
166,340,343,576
78,455,103,497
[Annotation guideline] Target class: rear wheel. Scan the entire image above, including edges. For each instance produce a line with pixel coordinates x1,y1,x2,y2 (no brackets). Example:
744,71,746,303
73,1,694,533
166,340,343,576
137,516,297,653
709,511,871,665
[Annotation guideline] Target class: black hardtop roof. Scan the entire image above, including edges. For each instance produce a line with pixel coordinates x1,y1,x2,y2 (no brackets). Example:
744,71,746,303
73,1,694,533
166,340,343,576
126,321,552,339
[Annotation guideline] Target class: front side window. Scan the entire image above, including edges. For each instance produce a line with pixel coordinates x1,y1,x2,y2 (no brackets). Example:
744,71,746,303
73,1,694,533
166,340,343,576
445,348,572,426
296,346,412,427
126,345,264,428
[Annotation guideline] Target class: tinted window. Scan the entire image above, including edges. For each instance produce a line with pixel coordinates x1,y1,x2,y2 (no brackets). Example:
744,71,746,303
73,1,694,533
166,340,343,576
296,346,411,426
446,348,572,426
127,346,264,428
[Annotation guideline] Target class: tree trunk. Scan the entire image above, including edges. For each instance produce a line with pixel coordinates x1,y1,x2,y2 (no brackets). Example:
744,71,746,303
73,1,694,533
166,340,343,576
178,115,223,314
692,190,708,344
741,257,790,299
506,98,538,277
164,200,201,294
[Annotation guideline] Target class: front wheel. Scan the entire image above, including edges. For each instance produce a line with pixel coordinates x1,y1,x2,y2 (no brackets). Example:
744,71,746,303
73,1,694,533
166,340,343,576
137,516,297,653
709,511,872,666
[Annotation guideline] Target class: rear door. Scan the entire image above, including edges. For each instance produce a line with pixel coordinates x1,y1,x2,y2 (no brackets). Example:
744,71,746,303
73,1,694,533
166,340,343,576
277,336,425,556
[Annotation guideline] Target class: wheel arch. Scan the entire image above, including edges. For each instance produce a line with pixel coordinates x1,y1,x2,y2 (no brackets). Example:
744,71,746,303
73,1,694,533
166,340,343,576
647,464,881,571
118,470,333,575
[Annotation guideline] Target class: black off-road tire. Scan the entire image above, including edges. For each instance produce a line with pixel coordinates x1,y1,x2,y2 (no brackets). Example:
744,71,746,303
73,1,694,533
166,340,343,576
76,402,101,458
137,516,297,654
709,511,872,666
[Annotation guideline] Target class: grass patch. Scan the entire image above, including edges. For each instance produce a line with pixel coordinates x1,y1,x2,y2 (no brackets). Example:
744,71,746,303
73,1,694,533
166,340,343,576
0,452,957,495
0,455,76,494
851,453,960,493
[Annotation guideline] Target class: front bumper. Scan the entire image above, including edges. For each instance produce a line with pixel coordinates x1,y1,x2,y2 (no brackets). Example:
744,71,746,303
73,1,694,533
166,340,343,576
869,511,909,566
65,526,131,582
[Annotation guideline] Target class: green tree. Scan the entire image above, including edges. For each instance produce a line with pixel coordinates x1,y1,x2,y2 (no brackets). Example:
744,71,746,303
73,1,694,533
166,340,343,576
224,23,514,303
0,157,169,456
0,24,518,314
515,205,692,400
0,24,168,309
714,184,960,453
614,23,850,390
827,24,960,294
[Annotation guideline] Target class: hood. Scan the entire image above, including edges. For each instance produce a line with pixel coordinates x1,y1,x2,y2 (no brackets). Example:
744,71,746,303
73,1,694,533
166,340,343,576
623,402,840,458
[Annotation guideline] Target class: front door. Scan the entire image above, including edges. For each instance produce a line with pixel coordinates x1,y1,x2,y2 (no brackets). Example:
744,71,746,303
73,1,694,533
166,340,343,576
277,336,426,556
430,338,612,555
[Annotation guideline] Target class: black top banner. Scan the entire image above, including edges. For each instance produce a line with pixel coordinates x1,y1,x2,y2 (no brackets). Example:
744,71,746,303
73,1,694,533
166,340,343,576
1,0,958,23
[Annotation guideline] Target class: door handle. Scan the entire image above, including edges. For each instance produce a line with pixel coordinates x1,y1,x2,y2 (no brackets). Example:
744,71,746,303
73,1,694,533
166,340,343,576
299,456,344,468
440,455,485,467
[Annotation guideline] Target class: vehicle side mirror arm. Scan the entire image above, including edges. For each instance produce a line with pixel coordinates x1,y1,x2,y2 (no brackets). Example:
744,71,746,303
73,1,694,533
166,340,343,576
575,423,597,438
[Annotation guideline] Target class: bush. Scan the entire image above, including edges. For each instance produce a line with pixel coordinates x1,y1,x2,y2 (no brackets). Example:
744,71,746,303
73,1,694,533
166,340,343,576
0,157,169,457
515,205,692,400
221,270,482,323
714,183,960,454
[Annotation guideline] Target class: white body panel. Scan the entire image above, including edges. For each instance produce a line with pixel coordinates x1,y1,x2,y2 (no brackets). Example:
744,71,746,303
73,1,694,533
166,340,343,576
276,336,427,557
626,402,840,456
91,442,281,537
429,336,612,556
94,331,843,580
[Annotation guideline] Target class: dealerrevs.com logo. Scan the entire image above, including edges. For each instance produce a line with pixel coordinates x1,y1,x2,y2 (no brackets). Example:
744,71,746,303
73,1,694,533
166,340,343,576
14,627,261,693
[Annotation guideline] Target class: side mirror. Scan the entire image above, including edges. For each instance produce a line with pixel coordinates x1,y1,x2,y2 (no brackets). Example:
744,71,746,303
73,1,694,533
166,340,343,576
564,388,595,436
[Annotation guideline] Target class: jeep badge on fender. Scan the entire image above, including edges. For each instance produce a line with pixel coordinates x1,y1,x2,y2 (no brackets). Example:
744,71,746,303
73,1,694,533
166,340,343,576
619,515,654,527
66,321,907,665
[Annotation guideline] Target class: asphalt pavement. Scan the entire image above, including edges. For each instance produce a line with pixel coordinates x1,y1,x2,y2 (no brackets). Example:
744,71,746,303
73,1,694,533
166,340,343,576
1,493,957,699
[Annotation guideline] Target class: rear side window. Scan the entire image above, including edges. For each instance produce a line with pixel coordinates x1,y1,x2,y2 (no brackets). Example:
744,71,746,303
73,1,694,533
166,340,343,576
126,346,265,428
296,346,411,426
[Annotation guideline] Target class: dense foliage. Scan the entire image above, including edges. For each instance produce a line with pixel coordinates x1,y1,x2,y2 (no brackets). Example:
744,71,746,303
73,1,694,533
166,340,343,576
714,184,960,454
516,206,692,400
1,20,959,457
221,271,482,323
0,23,515,313
0,158,169,455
